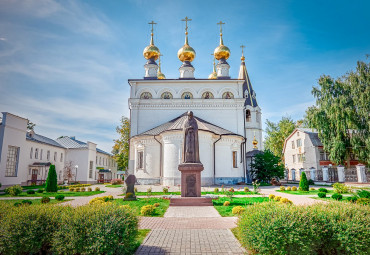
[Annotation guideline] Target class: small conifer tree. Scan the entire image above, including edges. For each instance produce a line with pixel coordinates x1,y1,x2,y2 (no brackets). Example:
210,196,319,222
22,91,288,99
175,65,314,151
299,172,309,191
45,164,58,192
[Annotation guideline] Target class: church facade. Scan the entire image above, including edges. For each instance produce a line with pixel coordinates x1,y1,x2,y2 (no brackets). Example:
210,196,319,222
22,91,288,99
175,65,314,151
127,20,262,185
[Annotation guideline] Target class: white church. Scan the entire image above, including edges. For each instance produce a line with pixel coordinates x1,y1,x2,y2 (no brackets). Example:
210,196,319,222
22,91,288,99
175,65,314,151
128,19,262,185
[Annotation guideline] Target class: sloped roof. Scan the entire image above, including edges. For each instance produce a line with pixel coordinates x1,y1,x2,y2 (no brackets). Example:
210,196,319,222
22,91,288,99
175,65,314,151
297,128,323,147
56,136,111,155
26,133,65,148
239,61,258,107
134,112,243,138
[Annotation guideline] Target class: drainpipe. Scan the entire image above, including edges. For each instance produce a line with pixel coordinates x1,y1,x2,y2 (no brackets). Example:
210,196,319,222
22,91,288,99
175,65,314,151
243,107,248,183
153,135,162,184
213,135,222,185
240,137,246,183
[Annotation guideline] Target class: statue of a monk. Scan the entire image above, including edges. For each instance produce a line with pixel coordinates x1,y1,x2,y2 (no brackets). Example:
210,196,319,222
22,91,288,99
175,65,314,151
182,111,200,163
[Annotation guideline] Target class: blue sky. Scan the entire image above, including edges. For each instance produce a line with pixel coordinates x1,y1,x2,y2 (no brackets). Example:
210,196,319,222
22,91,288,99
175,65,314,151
0,0,369,152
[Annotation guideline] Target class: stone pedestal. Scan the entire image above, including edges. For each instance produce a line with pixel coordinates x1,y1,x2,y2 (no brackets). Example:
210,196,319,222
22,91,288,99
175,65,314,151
337,166,345,182
178,163,204,197
322,167,329,182
356,164,367,183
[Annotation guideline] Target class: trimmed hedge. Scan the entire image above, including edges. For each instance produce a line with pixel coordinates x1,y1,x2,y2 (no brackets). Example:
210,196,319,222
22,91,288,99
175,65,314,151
237,202,370,254
0,203,138,255
318,188,328,193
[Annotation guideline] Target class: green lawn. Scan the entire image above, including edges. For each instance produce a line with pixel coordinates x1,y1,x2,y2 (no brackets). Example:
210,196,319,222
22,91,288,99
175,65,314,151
213,197,270,217
130,229,151,254
112,197,170,217
132,191,257,196
276,189,334,195
0,190,105,197
0,198,71,205
105,184,122,188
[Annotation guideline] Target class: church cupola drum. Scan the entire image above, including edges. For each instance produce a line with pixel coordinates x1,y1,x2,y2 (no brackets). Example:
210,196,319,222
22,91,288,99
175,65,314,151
178,17,196,79
143,21,160,79
214,21,231,79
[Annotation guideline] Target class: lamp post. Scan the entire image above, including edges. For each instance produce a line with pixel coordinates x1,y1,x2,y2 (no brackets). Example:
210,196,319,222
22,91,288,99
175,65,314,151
75,165,79,182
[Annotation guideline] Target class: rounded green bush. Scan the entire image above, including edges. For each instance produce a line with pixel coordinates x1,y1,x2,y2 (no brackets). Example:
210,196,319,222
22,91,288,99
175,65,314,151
286,187,291,191
356,189,370,199
346,196,357,203
14,202,22,207
291,186,297,191
141,205,155,216
309,187,315,191
21,200,33,205
244,187,250,192
331,193,343,201
95,187,100,191
41,196,50,204
27,190,36,194
356,198,370,205
37,189,44,193
318,188,328,193
308,179,315,185
5,185,22,196
214,188,219,193
55,195,65,201
280,186,285,191
318,192,326,198
232,206,246,215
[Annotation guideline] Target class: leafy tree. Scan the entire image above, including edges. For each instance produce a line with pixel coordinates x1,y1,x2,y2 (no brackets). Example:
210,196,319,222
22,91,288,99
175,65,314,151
63,161,75,183
45,164,58,192
299,172,309,191
264,117,297,161
27,121,36,131
112,116,130,171
305,60,370,165
250,150,285,183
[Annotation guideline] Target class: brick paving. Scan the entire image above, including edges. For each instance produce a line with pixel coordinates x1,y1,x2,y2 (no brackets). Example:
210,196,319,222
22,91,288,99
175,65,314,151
164,206,221,218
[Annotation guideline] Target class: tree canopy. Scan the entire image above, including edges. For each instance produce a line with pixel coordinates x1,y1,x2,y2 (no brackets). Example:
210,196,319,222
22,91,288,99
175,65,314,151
112,116,130,171
305,60,370,165
250,150,285,183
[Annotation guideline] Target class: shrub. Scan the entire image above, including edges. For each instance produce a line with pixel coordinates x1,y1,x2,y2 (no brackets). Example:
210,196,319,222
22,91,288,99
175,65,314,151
55,195,65,201
214,188,219,193
299,172,309,191
110,179,123,185
232,206,246,215
87,187,92,192
356,189,370,198
125,192,134,199
89,196,113,204
75,187,80,192
41,196,50,203
141,205,155,216
268,194,275,200
280,198,292,204
308,179,315,185
346,196,358,203
310,187,315,191
237,202,370,254
69,188,75,192
318,192,326,198
5,185,22,196
286,187,291,191
68,184,91,188
223,201,230,206
244,187,250,192
163,187,169,193
318,188,328,193
154,203,160,207
333,182,350,194
280,186,285,191
134,187,138,193
37,188,44,193
45,164,58,192
356,198,370,205
230,187,235,192
95,187,100,191
14,202,22,207
331,193,343,201
291,186,297,191
21,200,33,205
274,196,282,201
120,204,131,210
27,190,36,194
80,187,85,192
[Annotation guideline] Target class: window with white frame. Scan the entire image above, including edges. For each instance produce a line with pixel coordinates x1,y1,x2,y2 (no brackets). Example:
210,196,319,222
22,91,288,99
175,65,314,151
60,153,63,162
292,154,296,163
30,147,33,159
89,161,93,178
35,148,39,159
298,154,304,162
54,152,57,161
296,139,302,148
232,151,237,168
99,157,101,165
137,151,144,169
40,149,43,160
47,150,50,161
291,141,295,149
6,146,19,177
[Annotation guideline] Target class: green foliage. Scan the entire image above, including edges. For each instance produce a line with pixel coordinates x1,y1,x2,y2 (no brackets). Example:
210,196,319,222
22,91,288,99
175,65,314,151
55,195,65,201
346,196,358,203
264,116,297,160
356,189,370,198
113,198,169,217
333,182,350,194
45,165,58,192
318,192,326,198
305,60,370,165
140,205,155,216
298,172,309,191
37,189,44,193
26,190,35,194
356,198,370,205
125,192,134,199
250,150,285,183
21,200,33,205
5,185,22,196
14,202,22,207
291,186,297,191
318,188,328,193
280,186,285,191
162,187,168,193
244,187,249,192
213,197,270,217
232,206,246,215
112,116,130,171
214,188,219,193
237,202,370,254
223,201,230,206
95,187,100,191
41,196,50,203
331,193,343,201
308,179,315,185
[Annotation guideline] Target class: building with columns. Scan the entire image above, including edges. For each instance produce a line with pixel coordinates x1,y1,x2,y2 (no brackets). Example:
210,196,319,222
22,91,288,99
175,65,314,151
127,19,262,185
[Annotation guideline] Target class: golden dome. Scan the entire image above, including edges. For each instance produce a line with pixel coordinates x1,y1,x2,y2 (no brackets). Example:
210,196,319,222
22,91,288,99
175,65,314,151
143,33,160,60
157,72,166,79
214,37,230,60
208,71,217,79
178,33,196,62
252,135,258,149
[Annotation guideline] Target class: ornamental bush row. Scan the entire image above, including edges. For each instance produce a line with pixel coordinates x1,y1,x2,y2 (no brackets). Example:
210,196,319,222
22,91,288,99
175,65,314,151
0,203,138,255
237,202,370,255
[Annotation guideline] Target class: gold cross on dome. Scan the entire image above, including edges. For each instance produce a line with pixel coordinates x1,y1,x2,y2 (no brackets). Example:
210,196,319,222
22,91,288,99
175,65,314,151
148,20,157,33
217,21,225,33
240,45,245,54
181,16,192,33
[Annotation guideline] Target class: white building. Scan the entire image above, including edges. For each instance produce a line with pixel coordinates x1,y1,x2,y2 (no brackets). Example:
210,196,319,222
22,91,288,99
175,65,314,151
127,23,262,185
0,112,117,188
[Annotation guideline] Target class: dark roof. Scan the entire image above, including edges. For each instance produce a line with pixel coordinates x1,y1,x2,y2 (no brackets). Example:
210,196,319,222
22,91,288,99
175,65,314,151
246,149,263,157
298,128,323,146
56,136,111,155
26,133,65,148
239,62,258,107
134,112,243,137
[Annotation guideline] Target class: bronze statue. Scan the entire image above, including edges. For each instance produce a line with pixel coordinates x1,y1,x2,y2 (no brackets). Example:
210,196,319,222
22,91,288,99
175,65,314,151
182,111,200,163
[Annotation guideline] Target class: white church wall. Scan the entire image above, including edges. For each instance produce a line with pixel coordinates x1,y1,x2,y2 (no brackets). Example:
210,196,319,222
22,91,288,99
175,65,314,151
66,149,90,183
161,132,182,186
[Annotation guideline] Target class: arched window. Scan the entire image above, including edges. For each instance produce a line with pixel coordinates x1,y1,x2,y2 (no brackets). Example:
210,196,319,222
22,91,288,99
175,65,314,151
140,92,152,99
181,92,193,99
222,91,234,99
201,91,214,99
161,92,173,99
246,110,251,122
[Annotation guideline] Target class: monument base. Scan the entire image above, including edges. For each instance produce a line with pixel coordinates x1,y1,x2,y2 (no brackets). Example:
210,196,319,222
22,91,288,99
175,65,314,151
178,163,204,197
170,197,213,206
